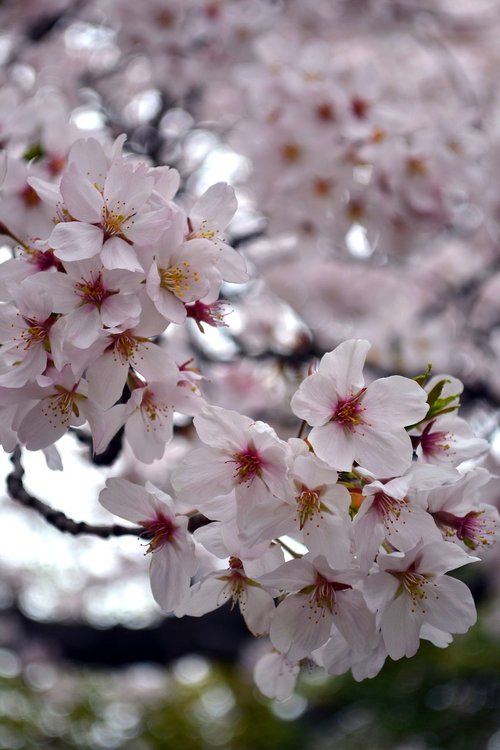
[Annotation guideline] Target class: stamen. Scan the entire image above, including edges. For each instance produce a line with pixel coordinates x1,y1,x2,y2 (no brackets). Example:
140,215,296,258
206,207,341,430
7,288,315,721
296,485,322,529
160,262,199,297
229,445,262,484
141,513,177,553
332,388,366,431
373,491,409,524
434,509,497,550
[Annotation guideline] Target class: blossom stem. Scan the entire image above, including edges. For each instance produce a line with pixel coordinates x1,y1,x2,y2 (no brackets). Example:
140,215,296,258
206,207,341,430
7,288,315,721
0,222,26,249
274,538,302,559
296,419,307,439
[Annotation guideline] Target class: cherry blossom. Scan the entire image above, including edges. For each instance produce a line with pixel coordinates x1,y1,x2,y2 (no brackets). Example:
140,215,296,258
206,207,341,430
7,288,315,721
254,650,301,701
353,474,441,571
99,478,197,611
187,183,249,283
144,213,222,324
171,405,289,512
0,276,58,387
364,541,478,660
47,137,170,271
425,469,499,554
175,520,281,636
259,555,375,662
0,0,499,703
291,339,429,476
13,367,94,451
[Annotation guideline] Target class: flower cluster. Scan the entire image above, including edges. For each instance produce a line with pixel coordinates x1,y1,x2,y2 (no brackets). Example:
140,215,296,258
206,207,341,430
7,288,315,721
0,135,248,462
229,32,484,258
99,339,497,698
1,0,499,705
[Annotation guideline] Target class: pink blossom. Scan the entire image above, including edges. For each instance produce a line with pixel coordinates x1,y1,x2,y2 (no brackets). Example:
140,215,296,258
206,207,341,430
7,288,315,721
171,405,289,511
353,474,441,571
176,520,280,636
99,478,197,611
254,650,301,701
364,540,478,660
291,339,429,476
260,555,375,661
47,137,170,271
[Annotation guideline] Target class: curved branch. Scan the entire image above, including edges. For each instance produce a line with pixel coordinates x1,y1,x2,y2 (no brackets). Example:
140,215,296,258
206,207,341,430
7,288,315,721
5,446,209,538
6,447,143,538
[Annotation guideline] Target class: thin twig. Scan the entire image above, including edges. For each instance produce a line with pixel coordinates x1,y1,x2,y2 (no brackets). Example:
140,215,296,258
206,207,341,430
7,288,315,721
296,420,307,440
274,538,301,559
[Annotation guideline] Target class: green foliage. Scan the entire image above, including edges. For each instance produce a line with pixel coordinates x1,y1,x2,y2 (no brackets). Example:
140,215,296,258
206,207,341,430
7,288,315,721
413,364,433,388
0,615,499,749
22,143,45,162
424,378,460,422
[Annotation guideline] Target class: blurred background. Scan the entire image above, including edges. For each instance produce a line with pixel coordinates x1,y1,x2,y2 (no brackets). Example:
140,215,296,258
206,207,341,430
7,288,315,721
2,0,500,747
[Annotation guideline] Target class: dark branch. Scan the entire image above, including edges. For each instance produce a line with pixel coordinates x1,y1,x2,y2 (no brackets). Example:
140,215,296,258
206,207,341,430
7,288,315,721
5,446,209,538
3,602,250,667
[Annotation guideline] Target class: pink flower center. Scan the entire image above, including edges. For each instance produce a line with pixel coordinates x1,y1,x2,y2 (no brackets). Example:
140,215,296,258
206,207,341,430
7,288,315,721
106,330,141,364
230,445,263,484
20,315,55,351
419,421,451,458
373,491,409,524
186,300,230,332
303,574,352,616
27,247,62,271
332,389,366,431
142,513,177,553
75,273,117,309
433,510,497,550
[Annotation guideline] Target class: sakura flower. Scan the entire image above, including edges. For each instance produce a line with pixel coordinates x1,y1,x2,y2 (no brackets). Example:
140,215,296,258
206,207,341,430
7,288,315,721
85,330,178,409
364,540,478,660
287,441,352,564
171,405,289,513
92,376,180,464
426,468,499,554
37,258,143,349
47,137,169,271
413,414,488,466
0,276,58,387
291,339,429,476
175,520,281,636
259,555,375,662
0,243,64,303
0,154,53,241
99,478,197,611
144,213,222,324
187,183,249,283
254,650,301,701
14,366,93,450
242,437,354,563
353,474,441,571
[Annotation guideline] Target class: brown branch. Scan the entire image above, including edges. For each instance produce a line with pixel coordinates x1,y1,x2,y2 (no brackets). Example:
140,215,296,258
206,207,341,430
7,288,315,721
5,446,209,538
